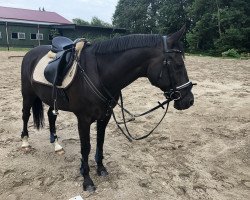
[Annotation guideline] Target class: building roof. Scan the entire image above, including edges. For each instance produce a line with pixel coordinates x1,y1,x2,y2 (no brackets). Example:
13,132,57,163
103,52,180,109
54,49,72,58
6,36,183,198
0,6,72,25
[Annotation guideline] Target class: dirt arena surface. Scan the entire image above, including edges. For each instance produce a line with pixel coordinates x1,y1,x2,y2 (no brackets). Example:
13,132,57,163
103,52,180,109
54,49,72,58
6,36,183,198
0,50,249,200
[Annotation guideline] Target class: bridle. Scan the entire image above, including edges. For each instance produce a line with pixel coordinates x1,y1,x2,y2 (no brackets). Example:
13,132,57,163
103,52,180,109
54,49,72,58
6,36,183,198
161,35,196,101
110,36,196,141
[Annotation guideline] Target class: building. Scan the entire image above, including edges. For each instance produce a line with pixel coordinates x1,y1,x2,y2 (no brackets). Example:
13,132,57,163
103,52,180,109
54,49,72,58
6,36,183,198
0,6,126,48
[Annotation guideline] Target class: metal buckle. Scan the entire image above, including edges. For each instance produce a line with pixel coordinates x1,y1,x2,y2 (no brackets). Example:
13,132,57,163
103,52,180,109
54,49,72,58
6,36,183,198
164,81,196,100
164,91,171,99
170,91,181,101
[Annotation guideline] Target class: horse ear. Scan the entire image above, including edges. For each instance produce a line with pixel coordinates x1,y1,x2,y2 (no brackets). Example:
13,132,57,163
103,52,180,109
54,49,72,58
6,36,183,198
167,25,186,48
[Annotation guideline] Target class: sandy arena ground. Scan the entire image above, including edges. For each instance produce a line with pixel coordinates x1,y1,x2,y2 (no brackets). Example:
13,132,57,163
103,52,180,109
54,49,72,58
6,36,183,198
0,51,249,200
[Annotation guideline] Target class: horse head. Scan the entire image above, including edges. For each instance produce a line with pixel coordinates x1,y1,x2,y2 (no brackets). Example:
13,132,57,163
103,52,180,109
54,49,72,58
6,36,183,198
147,25,194,110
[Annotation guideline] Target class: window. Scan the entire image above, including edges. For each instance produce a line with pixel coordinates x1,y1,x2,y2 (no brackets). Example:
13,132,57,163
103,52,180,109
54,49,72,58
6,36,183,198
11,32,18,39
30,33,37,40
18,32,25,39
12,32,26,39
30,33,44,40
0,32,2,39
36,33,43,40
48,34,53,41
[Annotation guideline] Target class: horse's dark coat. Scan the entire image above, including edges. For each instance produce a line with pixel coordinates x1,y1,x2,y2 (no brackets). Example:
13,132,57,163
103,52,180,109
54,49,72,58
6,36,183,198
20,26,194,191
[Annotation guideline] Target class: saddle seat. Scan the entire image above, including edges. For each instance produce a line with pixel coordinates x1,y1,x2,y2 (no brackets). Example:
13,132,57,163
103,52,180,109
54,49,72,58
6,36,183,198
51,36,74,53
44,36,86,86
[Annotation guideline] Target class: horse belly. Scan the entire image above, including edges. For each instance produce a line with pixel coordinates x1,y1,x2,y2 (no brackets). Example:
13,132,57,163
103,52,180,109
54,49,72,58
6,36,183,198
32,82,70,111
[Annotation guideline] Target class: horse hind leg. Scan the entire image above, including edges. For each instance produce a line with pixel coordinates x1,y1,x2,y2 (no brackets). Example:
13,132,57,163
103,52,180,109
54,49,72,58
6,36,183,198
21,90,45,151
48,107,64,154
21,106,31,151
21,95,36,151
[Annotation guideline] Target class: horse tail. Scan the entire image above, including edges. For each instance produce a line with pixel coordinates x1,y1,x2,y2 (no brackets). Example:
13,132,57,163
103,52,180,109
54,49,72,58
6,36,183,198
32,97,44,130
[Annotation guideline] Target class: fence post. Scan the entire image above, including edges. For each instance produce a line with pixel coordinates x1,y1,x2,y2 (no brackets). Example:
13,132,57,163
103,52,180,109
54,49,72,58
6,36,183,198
5,22,10,51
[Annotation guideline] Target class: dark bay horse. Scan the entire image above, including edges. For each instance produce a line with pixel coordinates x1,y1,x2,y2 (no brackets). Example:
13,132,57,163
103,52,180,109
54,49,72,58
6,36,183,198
20,26,194,191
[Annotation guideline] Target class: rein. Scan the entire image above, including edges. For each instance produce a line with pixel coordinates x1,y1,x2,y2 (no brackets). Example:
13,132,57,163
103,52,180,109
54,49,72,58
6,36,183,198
112,92,171,142
78,63,108,103
112,81,196,142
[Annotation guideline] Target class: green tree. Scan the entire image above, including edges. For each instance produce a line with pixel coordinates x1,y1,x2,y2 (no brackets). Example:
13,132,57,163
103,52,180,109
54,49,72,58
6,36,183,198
113,0,161,33
187,0,250,54
113,0,193,34
157,0,193,34
215,0,250,52
113,0,249,54
186,0,218,52
73,17,112,28
72,18,90,25
49,28,60,39
90,16,112,27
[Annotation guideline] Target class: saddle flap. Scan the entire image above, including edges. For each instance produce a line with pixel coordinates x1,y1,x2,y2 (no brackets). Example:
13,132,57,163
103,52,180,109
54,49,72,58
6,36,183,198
44,50,74,85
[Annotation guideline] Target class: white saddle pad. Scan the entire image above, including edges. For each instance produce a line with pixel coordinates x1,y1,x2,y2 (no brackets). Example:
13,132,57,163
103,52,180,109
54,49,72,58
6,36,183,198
32,52,77,89
32,40,85,88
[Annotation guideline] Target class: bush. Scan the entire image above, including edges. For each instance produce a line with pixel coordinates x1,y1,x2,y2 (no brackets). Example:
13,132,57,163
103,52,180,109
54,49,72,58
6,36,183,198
240,52,250,59
222,49,240,58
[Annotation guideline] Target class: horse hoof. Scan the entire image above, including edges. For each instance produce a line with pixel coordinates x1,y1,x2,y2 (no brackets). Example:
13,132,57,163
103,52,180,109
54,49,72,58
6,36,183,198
97,169,109,177
96,165,109,177
21,146,31,152
55,148,65,155
83,185,96,192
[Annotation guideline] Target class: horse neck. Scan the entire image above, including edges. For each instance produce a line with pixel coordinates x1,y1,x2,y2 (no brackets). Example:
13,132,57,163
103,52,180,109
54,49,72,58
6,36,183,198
97,48,155,94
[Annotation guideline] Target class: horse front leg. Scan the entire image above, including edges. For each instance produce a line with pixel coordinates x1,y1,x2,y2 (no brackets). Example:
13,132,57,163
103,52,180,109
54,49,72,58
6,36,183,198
76,114,95,192
95,115,111,176
47,107,64,154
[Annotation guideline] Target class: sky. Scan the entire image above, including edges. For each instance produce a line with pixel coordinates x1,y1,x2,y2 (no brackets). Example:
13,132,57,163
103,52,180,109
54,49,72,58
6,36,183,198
0,0,119,23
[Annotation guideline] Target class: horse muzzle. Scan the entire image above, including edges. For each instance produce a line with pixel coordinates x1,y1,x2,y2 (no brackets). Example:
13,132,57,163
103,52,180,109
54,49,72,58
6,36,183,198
173,92,194,110
164,81,196,110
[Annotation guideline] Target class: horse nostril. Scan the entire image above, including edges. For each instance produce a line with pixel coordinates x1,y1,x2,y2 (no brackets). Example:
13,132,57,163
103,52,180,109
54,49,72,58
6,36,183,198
189,99,194,106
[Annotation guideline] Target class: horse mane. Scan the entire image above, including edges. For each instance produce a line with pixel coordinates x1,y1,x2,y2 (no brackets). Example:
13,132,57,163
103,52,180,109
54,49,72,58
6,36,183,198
91,34,163,54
